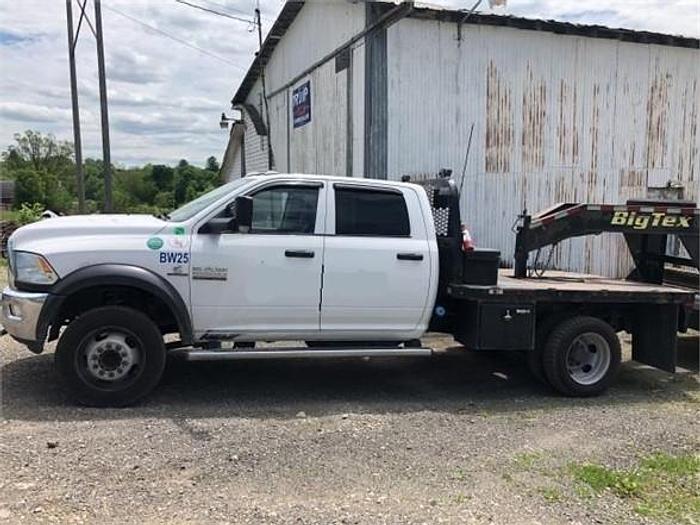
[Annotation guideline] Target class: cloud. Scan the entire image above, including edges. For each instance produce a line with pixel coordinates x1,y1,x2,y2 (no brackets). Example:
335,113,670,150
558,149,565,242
107,49,166,84
0,0,697,168
0,102,72,122
0,30,39,46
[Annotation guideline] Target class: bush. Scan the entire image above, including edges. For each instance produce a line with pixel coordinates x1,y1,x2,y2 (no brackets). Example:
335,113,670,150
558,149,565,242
15,203,45,225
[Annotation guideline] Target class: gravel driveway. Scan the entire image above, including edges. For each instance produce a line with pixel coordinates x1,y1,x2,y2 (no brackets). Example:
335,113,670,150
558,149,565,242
1,332,698,524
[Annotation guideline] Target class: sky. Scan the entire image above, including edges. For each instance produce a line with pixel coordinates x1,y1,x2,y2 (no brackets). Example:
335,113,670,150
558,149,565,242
0,0,698,167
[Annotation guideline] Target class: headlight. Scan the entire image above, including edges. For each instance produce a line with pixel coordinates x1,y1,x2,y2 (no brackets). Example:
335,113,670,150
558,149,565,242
5,239,13,287
14,252,58,285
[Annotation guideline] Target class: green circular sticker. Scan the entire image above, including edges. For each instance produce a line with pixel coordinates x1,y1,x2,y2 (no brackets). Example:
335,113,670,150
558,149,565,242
147,237,164,250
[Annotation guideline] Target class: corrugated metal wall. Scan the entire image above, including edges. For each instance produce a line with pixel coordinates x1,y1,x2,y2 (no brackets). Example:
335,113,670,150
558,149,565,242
386,19,699,276
243,0,365,176
285,61,348,174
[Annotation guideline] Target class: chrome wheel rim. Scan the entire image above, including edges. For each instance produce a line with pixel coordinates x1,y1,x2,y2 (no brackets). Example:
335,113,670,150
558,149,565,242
565,332,611,386
82,329,141,383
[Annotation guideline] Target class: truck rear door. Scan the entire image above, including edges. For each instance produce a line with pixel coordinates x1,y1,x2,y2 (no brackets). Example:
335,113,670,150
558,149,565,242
320,183,435,339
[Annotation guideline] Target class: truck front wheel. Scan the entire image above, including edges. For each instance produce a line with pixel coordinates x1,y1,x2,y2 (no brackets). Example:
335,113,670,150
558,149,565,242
55,306,166,407
542,316,621,397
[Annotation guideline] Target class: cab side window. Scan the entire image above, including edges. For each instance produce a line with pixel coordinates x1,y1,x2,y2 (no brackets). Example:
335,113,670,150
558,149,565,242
335,187,410,237
250,185,319,234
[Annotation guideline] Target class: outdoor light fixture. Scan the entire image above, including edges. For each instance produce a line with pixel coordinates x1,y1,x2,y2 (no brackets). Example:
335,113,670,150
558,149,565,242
219,112,240,130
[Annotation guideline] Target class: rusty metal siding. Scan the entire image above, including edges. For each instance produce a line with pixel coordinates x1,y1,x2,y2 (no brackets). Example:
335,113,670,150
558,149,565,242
387,19,699,277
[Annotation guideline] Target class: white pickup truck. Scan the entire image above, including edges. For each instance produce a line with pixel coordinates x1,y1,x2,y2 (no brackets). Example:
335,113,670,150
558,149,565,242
2,173,696,406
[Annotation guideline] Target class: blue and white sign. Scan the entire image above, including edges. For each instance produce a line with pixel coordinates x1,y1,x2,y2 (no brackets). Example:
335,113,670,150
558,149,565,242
292,81,311,128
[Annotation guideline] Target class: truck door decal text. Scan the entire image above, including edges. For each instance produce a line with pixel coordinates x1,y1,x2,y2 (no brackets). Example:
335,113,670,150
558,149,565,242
159,251,190,264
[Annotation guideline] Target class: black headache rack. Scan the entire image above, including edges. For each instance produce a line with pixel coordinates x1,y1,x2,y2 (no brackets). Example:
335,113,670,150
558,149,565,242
514,199,700,283
414,176,463,277
412,175,464,330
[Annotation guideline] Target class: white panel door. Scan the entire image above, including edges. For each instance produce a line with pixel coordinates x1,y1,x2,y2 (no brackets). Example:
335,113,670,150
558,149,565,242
320,184,433,339
190,182,325,339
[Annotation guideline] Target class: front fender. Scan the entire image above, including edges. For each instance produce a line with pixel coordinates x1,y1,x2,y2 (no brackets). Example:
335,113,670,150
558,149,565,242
37,264,193,348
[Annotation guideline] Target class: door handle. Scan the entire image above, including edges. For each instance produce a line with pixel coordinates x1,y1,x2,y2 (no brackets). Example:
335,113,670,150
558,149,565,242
285,250,315,258
397,253,424,261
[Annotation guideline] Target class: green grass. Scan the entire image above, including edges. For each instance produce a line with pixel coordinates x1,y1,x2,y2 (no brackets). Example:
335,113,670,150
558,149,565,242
569,453,700,523
0,258,7,288
513,451,543,469
537,486,563,503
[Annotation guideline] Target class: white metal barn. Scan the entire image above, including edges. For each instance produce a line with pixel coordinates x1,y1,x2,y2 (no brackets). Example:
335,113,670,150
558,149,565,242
221,0,699,276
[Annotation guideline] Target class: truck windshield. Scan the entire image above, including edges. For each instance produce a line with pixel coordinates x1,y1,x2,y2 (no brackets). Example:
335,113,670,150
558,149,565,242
166,178,252,222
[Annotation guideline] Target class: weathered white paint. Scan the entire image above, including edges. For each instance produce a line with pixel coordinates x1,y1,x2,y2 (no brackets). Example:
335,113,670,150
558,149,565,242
285,60,347,174
264,0,365,95
351,43,366,177
226,5,698,278
386,19,699,276
233,0,366,178
221,123,244,180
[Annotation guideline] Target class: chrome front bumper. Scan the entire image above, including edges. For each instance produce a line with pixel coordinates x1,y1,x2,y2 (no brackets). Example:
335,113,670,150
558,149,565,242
1,287,49,342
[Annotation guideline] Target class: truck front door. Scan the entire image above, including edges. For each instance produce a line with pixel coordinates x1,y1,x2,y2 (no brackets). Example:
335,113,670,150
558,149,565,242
190,181,325,339
320,184,434,340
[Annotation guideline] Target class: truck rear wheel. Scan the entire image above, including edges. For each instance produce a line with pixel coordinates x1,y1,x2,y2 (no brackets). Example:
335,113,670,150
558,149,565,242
542,316,621,397
55,306,166,407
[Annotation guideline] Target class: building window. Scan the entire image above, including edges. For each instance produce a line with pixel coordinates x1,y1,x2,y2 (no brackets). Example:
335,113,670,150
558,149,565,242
335,187,410,237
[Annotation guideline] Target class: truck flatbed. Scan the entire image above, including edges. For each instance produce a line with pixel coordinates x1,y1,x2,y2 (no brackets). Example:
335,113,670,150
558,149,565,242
448,269,694,304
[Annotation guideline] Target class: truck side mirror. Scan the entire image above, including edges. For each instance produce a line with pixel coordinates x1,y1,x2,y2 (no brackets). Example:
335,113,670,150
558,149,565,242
234,196,253,233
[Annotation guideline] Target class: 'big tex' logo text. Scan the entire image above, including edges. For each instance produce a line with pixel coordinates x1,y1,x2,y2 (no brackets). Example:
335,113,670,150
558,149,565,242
611,211,692,230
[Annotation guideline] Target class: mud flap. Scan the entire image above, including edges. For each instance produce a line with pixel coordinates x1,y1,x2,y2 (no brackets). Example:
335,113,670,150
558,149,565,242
632,304,678,373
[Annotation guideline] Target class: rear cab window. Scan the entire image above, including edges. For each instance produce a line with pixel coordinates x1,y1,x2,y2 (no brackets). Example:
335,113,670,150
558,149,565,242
334,186,410,237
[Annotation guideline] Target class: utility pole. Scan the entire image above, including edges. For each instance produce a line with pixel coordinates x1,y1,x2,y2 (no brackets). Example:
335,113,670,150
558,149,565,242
255,7,273,170
65,0,86,213
94,0,112,212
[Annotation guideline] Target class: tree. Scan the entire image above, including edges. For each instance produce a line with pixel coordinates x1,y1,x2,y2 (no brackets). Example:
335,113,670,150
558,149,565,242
2,129,227,215
2,148,26,171
115,168,157,205
205,156,219,172
3,130,73,174
13,168,45,205
173,164,197,205
151,164,174,191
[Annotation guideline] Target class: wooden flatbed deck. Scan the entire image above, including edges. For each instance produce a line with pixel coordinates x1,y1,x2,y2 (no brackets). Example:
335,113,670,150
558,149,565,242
448,269,695,304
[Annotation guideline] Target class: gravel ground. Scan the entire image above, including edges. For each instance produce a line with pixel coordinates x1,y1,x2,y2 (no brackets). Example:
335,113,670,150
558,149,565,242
1,331,698,525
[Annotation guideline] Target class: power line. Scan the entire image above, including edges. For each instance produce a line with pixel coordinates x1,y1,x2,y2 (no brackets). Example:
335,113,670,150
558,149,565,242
174,0,254,25
103,4,247,70
201,0,274,22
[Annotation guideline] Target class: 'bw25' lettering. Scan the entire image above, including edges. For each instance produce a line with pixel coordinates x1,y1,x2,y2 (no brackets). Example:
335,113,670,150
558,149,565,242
159,252,190,264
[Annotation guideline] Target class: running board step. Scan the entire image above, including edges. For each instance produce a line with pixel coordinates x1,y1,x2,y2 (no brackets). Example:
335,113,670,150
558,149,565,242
171,347,433,361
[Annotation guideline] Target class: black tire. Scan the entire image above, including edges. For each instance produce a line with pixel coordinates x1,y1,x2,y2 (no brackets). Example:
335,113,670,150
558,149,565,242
542,316,621,397
55,306,166,407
